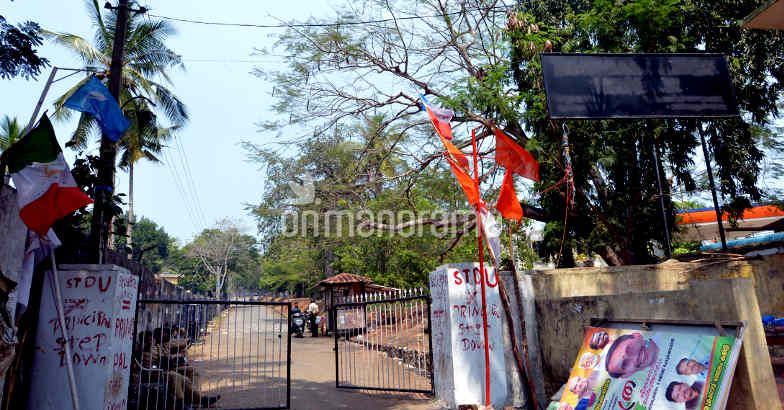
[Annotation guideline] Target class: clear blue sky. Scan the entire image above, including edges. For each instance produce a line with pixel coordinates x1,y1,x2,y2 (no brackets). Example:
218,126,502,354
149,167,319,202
1,0,334,243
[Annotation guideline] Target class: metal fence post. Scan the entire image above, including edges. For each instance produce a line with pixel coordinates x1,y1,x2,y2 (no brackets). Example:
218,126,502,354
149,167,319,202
426,296,435,395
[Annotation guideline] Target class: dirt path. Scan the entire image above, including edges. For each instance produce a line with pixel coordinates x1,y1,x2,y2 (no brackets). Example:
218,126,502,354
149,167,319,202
188,305,440,409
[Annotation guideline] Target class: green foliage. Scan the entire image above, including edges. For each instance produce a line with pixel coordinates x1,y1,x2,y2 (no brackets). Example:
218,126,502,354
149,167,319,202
508,0,784,265
672,239,701,256
46,0,188,148
113,215,177,272
673,200,707,210
0,15,49,80
254,0,783,279
177,221,262,298
246,115,488,291
0,116,22,152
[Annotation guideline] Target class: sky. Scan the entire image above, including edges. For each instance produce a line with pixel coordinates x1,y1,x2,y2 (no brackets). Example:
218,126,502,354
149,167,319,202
1,0,336,244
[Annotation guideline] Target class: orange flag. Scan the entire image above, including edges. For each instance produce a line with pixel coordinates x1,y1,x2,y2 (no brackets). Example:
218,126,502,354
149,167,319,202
495,169,523,222
439,134,470,171
447,157,480,206
495,128,539,182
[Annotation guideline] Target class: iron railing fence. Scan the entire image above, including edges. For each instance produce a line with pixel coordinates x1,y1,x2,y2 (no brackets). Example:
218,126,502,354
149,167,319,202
333,289,433,394
129,299,291,410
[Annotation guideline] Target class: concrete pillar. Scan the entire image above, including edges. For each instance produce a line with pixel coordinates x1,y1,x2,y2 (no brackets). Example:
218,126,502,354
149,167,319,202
430,263,508,409
28,264,138,410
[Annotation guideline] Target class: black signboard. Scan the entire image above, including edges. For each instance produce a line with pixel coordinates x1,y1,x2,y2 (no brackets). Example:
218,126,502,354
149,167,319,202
540,53,739,119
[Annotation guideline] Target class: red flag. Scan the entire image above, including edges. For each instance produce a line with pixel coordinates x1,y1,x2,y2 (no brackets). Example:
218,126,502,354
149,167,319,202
495,170,523,222
495,128,539,182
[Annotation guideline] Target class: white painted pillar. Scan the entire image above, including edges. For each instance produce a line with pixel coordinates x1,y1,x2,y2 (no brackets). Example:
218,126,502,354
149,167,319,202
28,264,138,410
429,262,508,408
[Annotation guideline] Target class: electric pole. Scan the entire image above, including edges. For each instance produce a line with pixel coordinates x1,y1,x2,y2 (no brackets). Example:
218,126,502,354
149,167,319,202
89,0,132,263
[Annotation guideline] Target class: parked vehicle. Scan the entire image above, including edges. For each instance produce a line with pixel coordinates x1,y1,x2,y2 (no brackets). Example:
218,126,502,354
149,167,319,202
291,311,305,338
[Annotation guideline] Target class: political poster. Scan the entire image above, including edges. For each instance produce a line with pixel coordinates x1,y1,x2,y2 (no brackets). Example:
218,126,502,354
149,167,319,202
555,324,744,410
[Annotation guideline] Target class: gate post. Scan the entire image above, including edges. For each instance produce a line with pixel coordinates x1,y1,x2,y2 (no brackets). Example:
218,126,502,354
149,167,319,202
333,305,339,388
427,295,435,395
286,301,292,409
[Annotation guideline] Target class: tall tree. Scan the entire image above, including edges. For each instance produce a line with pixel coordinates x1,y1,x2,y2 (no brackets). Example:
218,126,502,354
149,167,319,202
507,0,784,265
184,219,259,299
258,0,784,268
117,103,177,254
246,116,482,291
0,15,48,80
45,0,188,249
113,214,177,272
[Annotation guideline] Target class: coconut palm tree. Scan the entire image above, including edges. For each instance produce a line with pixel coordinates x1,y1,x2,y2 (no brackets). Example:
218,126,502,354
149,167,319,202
45,0,188,250
118,101,178,253
0,115,23,152
46,1,188,143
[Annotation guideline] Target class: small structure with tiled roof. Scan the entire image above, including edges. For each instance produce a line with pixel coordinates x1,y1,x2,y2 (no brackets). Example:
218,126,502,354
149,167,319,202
313,272,397,335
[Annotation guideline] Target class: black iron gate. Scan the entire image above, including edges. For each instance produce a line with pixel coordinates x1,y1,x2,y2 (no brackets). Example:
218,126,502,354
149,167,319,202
129,299,291,410
333,290,433,394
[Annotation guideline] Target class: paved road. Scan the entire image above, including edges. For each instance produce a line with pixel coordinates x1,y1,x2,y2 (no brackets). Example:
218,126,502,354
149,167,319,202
188,305,439,409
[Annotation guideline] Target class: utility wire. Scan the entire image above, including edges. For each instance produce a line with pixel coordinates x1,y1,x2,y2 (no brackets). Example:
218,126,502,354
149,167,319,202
173,133,210,227
147,4,511,29
163,148,205,234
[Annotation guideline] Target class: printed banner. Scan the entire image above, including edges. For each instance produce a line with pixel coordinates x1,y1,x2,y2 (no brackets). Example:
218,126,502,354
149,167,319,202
556,325,743,410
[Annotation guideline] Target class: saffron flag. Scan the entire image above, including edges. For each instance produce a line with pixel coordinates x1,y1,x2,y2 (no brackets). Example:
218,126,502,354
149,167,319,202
494,128,539,182
447,157,480,206
420,95,475,203
495,169,523,222
3,115,93,236
64,76,129,141
439,134,470,172
421,95,455,141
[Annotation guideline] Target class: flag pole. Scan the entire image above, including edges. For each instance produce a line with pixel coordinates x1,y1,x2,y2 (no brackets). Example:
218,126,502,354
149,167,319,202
472,127,492,408
23,67,59,136
47,243,81,410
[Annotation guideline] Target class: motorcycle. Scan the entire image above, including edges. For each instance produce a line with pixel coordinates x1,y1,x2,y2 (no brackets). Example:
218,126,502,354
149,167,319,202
291,311,305,338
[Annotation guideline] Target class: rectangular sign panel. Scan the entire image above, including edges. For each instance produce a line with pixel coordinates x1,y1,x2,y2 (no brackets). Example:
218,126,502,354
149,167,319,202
555,323,744,410
541,53,739,119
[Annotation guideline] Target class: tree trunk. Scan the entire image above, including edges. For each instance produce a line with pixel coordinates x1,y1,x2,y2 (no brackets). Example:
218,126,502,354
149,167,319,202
126,161,134,260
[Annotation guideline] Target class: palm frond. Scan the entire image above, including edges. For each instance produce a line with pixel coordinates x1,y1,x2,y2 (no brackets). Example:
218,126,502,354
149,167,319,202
66,113,99,149
0,116,23,151
151,81,189,126
86,0,110,49
42,30,106,65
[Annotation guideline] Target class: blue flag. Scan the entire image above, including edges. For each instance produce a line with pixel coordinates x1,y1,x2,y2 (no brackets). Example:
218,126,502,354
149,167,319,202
64,76,130,141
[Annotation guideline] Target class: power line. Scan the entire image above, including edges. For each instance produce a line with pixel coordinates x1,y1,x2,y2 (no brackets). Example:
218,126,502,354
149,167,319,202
181,58,282,64
147,4,511,29
163,148,205,234
172,133,210,227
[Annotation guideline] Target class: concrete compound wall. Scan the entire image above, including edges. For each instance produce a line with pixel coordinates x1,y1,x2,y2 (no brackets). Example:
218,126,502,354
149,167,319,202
524,256,782,410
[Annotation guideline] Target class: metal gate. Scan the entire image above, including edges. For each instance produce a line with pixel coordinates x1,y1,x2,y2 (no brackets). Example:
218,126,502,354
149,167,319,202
333,290,433,394
129,299,291,410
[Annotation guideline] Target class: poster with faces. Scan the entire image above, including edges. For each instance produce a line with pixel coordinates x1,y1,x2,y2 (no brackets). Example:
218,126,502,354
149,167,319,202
556,325,743,410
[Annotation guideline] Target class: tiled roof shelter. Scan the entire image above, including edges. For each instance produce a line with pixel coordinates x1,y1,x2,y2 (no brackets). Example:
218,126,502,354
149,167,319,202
316,272,373,286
